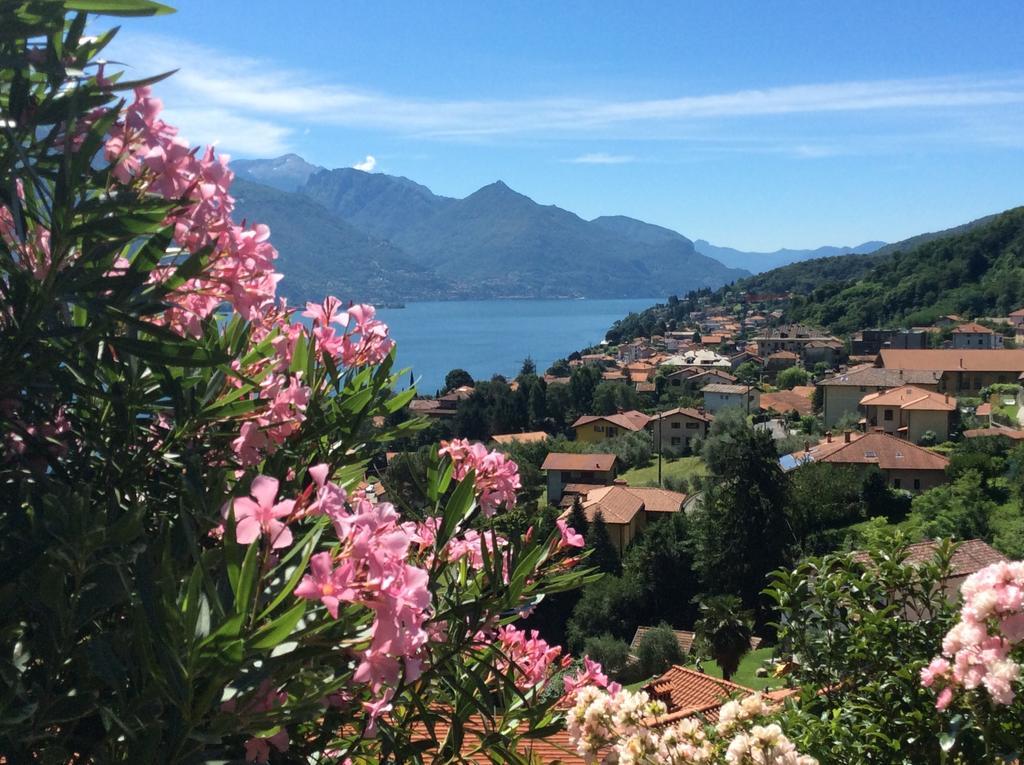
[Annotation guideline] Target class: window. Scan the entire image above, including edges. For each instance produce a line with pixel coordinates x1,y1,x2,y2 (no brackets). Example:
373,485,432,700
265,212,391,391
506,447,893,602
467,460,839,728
884,409,894,421
672,379,681,387
607,427,617,438
671,437,681,446
686,422,699,429
914,478,921,490
594,425,604,432
893,478,902,489
671,421,681,429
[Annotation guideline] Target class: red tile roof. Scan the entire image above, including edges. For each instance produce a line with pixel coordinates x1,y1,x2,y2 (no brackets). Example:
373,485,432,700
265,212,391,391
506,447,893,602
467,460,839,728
820,363,942,388
622,486,688,513
952,321,994,334
792,431,949,472
759,389,814,416
644,666,754,722
654,406,714,423
542,453,617,472
879,349,1024,373
491,431,550,445
572,410,651,432
963,427,1024,441
581,485,645,524
859,385,956,412
852,538,1008,578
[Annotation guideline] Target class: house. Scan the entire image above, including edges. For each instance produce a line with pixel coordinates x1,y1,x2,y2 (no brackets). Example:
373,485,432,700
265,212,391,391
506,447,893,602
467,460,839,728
665,367,739,392
818,364,943,426
952,321,1003,349
702,383,760,414
759,386,815,417
660,349,732,368
572,410,651,443
851,329,928,355
784,431,949,492
729,350,764,370
650,407,714,452
541,452,618,504
490,431,549,446
1009,308,1024,328
644,665,756,723
851,538,1007,603
803,338,846,366
754,324,843,364
878,349,1024,395
765,350,800,374
576,483,687,554
618,338,654,363
859,385,956,443
934,314,965,328
629,627,761,659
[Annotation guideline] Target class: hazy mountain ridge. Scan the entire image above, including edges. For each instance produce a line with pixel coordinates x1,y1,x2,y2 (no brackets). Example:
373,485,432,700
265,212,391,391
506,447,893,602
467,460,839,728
693,239,886,272
233,156,752,300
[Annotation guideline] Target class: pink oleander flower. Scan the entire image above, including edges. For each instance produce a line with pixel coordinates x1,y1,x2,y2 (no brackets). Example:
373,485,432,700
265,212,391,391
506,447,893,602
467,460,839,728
294,551,351,618
227,475,295,549
556,518,585,549
438,439,520,516
493,625,569,691
244,730,288,764
562,656,620,698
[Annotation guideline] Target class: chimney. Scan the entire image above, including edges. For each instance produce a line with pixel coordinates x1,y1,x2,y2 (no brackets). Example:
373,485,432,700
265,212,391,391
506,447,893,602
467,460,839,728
804,440,810,452
844,431,852,443
612,478,628,486
945,393,949,403
825,431,833,443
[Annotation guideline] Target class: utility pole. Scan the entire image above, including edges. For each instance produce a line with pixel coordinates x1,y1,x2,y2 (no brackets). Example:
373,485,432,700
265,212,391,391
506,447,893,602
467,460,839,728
658,413,663,487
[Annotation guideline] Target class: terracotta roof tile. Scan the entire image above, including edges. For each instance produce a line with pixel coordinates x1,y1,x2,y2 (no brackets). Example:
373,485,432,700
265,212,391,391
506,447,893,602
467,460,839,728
963,427,1024,440
820,364,942,388
815,431,949,471
581,485,645,525
859,385,956,412
491,431,550,445
644,665,754,721
879,349,1024,373
759,390,814,416
654,407,714,423
622,487,687,513
851,538,1008,578
572,410,651,432
542,453,617,472
952,322,994,334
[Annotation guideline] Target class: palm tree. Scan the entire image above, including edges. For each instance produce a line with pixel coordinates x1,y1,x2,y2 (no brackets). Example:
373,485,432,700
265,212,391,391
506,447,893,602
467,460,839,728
693,594,754,682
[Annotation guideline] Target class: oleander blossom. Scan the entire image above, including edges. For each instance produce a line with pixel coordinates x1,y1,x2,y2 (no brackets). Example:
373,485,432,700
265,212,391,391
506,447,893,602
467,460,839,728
493,625,570,691
438,439,521,516
226,475,295,549
291,469,432,727
923,560,1024,709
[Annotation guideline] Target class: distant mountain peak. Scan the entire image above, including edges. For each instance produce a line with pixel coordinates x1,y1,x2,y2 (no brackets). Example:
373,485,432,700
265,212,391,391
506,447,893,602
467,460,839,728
232,154,324,193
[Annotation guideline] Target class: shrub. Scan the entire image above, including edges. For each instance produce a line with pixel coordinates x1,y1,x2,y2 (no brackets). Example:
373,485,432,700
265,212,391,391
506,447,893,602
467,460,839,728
635,623,685,678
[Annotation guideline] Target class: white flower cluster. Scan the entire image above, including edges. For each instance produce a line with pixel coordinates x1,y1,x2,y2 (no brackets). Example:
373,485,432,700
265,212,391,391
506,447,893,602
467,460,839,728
567,687,817,765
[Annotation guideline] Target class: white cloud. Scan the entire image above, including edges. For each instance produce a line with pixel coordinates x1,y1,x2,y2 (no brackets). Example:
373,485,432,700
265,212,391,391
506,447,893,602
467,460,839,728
353,154,377,172
565,152,636,164
105,33,1024,151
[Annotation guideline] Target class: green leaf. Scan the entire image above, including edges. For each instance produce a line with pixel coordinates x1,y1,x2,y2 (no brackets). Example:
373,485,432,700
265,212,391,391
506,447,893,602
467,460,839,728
63,0,176,16
251,600,306,650
233,541,261,617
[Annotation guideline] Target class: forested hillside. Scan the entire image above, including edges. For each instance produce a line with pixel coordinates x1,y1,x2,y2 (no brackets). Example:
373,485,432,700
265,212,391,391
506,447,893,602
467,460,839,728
606,206,1024,341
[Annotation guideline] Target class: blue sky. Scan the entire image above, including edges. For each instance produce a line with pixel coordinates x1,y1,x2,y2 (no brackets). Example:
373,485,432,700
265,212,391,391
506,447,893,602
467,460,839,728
107,1,1024,250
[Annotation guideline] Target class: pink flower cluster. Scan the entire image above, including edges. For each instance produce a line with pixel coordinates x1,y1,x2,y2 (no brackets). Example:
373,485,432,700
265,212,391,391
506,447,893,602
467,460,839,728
922,560,1024,709
220,681,289,764
105,88,278,335
231,375,311,467
562,656,620,698
438,439,521,516
492,625,570,691
292,466,432,727
0,196,53,280
303,298,393,367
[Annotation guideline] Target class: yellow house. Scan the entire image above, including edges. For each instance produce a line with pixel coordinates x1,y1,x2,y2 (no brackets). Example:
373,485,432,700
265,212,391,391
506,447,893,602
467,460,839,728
571,410,651,443
859,385,956,443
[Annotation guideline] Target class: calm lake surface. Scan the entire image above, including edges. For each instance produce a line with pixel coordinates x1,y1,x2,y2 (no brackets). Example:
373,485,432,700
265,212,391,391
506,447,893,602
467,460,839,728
374,298,664,394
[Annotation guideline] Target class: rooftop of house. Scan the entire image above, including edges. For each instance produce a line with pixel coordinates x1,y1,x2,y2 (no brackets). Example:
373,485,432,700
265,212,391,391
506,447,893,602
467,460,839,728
851,538,1007,579
572,410,651,432
819,363,942,388
859,385,957,412
581,485,646,524
629,628,762,657
1010,308,1024,318
767,350,800,360
879,349,1024,373
490,431,549,445
702,383,755,395
636,381,657,393
952,321,995,334
644,665,754,723
759,388,815,416
963,426,1024,441
654,406,715,423
541,452,617,472
787,431,949,472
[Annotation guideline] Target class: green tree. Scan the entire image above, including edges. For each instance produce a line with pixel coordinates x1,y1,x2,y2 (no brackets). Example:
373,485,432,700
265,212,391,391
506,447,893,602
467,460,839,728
586,511,621,574
443,367,474,393
690,409,792,614
582,634,632,679
776,365,810,389
566,575,641,651
519,356,537,377
734,361,761,385
621,512,698,628
909,469,995,541
636,623,686,679
693,595,753,682
569,495,589,537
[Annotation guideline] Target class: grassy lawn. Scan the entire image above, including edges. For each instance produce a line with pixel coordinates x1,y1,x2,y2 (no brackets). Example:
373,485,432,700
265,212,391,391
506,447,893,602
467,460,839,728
620,456,707,488
697,647,783,690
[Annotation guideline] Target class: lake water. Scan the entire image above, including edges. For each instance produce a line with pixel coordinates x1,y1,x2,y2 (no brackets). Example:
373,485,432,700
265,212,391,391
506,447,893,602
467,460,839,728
374,298,663,393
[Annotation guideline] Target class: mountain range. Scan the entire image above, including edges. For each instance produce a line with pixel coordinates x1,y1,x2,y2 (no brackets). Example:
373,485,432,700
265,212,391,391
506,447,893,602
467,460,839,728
230,154,892,304
693,239,886,273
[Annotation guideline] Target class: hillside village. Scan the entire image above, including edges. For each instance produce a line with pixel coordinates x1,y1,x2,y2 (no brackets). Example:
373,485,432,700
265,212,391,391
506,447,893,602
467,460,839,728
369,287,1024,760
